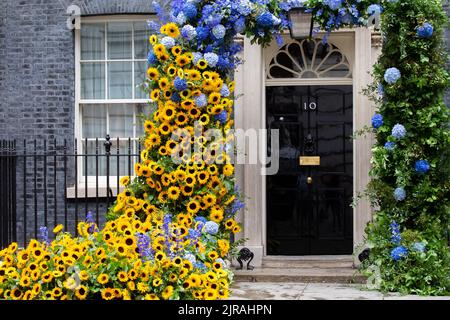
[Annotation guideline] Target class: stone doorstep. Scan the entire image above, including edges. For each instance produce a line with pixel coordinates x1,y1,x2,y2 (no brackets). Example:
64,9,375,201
233,256,366,284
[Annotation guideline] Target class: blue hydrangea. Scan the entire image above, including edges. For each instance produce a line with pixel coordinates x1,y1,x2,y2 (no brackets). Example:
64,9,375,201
171,91,181,103
192,52,203,64
184,253,196,264
183,3,198,20
415,160,430,174
417,22,433,38
148,52,157,65
195,216,207,223
391,246,408,261
384,141,396,151
161,36,175,48
173,77,188,91
196,26,210,41
412,242,426,253
215,110,228,124
390,221,401,245
392,124,406,139
384,67,401,84
367,4,382,15
394,187,406,201
204,52,219,67
234,16,246,33
194,93,207,108
377,83,384,97
236,0,252,16
220,84,230,97
257,12,276,28
212,24,226,40
181,25,197,40
324,0,343,11
175,12,187,25
371,113,383,129
39,226,49,245
203,221,219,235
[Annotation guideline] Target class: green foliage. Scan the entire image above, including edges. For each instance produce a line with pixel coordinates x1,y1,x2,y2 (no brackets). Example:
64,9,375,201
361,0,450,295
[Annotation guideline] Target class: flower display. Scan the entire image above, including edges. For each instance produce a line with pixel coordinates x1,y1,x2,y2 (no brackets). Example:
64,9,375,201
390,221,401,245
390,246,408,261
414,160,430,174
384,141,395,151
384,67,401,84
417,22,433,38
393,187,406,201
371,113,383,129
391,124,406,139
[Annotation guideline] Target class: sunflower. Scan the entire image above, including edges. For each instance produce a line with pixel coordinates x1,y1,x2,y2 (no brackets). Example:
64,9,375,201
163,90,172,100
158,77,169,90
172,256,183,267
19,276,31,288
171,45,182,56
167,65,177,77
175,112,188,126
180,89,191,99
144,293,160,300
208,92,221,105
197,59,208,69
232,225,241,233
203,194,216,208
181,99,194,110
147,67,160,80
42,271,53,283
147,133,161,147
153,44,166,56
17,250,30,264
199,114,210,125
152,278,163,287
175,54,191,67
187,69,201,81
188,107,201,119
31,247,44,260
184,174,196,186
52,287,63,298
123,236,136,248
10,288,23,300
167,186,181,200
101,288,115,300
73,285,88,300
161,22,180,38
97,274,109,285
64,277,77,290
223,164,234,177
159,122,172,135
150,89,160,101
181,185,194,196
224,218,236,230
53,224,64,234
79,270,89,282
160,286,174,300
186,200,200,214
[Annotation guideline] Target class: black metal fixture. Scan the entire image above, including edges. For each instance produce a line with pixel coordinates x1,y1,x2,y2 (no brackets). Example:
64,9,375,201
236,248,254,270
288,6,315,40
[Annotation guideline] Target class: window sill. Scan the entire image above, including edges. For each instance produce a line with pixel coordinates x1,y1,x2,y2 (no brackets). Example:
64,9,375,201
66,185,125,199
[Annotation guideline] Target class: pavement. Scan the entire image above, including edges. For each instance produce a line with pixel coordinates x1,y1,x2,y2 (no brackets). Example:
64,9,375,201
229,282,450,300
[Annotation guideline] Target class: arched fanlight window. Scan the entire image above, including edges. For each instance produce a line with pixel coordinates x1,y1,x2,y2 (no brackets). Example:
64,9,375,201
267,39,352,79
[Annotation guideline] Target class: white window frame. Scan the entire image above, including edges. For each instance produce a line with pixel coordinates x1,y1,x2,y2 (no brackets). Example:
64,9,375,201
73,15,152,195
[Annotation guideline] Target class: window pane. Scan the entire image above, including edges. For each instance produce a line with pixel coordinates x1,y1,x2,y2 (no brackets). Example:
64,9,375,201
109,139,132,176
81,63,105,99
135,104,147,137
109,104,134,138
108,62,132,99
81,23,105,60
134,21,150,59
82,105,107,138
83,140,107,176
107,22,132,60
134,61,148,99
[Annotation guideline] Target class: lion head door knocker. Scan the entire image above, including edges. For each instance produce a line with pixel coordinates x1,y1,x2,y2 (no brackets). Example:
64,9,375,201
303,133,315,155
236,248,254,270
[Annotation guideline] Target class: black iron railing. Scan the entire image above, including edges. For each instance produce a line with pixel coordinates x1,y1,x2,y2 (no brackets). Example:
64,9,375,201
0,136,141,248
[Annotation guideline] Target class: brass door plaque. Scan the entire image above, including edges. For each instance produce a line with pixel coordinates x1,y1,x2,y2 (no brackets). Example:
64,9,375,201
299,156,320,166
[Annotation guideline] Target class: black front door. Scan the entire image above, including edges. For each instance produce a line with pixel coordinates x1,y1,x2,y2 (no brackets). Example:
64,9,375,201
266,85,353,255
